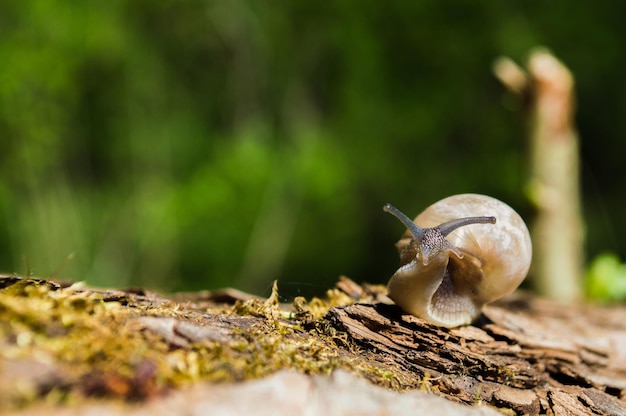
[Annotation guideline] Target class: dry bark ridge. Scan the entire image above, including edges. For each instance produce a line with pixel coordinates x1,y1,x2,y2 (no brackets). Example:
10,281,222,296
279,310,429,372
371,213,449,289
328,300,626,415
1,276,626,416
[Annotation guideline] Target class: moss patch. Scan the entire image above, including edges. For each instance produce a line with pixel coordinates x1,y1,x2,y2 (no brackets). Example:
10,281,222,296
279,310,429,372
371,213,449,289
0,276,397,409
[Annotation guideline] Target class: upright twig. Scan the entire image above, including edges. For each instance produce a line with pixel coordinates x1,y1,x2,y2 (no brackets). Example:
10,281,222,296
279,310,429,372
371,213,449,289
494,49,584,302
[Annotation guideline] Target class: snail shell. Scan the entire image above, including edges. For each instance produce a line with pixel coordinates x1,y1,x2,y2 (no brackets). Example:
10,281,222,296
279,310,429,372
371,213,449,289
384,193,532,328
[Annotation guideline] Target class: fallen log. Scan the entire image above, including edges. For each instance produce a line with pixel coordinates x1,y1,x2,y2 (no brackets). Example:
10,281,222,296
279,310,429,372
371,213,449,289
0,276,624,415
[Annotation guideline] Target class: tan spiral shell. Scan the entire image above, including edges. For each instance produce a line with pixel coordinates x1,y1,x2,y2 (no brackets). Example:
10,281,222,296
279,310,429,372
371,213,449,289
386,194,532,327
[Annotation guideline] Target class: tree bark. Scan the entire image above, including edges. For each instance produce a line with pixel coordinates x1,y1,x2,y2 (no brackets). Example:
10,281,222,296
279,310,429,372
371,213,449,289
1,276,625,415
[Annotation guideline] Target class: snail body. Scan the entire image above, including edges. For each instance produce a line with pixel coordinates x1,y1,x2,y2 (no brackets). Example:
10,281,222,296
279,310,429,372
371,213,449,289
384,194,532,328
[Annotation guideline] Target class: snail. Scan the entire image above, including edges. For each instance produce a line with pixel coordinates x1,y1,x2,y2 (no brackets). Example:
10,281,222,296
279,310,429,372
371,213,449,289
384,194,532,328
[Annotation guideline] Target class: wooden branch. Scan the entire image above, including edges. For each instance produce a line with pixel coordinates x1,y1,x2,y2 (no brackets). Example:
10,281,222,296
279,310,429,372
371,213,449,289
494,49,585,302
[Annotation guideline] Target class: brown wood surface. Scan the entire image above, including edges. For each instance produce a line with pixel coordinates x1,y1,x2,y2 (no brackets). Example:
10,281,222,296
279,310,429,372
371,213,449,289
327,297,626,415
1,276,625,415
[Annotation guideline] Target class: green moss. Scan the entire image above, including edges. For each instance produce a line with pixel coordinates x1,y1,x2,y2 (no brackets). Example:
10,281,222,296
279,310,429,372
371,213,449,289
497,365,517,386
0,277,401,409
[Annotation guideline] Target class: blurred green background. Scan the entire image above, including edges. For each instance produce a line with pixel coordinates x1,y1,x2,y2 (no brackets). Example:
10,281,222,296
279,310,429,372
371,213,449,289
1,1,626,298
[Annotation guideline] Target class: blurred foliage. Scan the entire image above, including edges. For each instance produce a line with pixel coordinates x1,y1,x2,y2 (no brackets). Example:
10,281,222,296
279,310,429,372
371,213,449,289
586,254,626,302
1,1,626,297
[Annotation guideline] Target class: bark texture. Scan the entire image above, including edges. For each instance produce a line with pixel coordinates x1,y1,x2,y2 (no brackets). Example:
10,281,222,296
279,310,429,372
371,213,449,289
327,299,626,415
1,276,625,415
